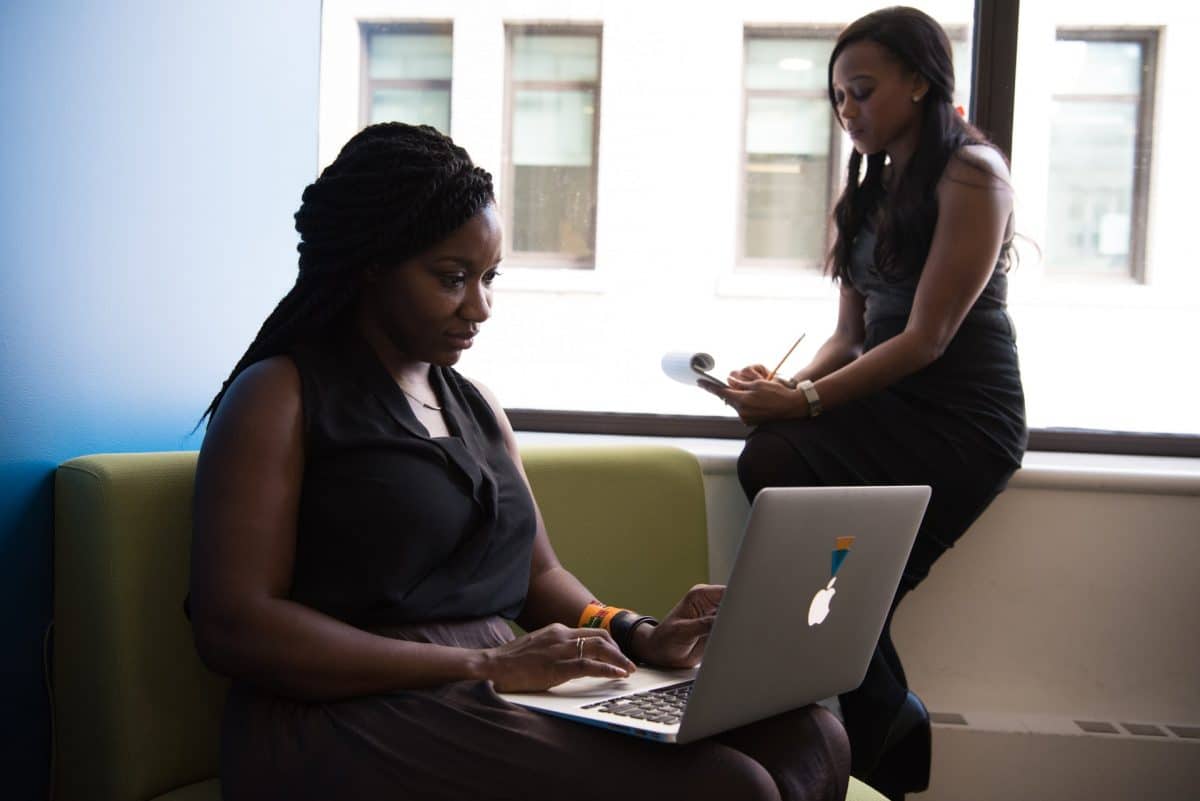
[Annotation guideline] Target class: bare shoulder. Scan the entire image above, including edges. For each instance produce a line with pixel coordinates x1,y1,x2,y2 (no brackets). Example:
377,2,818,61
215,356,300,416
943,144,1011,189
464,375,523,455
204,356,303,446
464,375,502,413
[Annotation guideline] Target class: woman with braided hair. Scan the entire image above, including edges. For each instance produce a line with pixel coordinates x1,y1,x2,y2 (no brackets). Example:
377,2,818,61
189,122,849,801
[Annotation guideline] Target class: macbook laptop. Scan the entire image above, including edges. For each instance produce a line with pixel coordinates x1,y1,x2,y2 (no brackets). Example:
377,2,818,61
498,484,931,744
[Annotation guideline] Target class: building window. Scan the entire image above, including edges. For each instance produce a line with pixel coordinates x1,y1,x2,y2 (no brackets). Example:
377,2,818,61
740,32,839,269
361,23,452,133
738,29,968,271
1046,29,1158,280
504,26,602,266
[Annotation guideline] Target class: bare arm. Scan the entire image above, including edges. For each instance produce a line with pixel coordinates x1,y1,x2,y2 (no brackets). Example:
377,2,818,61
717,147,1013,421
470,379,720,668
790,285,867,384
189,358,491,701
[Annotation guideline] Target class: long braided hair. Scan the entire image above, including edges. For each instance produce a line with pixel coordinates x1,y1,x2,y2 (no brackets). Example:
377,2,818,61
201,122,495,423
827,6,1008,282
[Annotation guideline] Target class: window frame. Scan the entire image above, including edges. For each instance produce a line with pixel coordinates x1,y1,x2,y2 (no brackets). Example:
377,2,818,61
1048,26,1159,283
737,26,843,272
503,1,1199,458
501,23,604,269
358,21,454,132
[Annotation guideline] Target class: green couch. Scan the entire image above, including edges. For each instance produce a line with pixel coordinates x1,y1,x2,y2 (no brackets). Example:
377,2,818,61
53,446,884,801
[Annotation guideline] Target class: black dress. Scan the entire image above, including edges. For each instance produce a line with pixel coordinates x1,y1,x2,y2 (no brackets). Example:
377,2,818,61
738,225,1026,588
219,331,848,801
736,226,1027,788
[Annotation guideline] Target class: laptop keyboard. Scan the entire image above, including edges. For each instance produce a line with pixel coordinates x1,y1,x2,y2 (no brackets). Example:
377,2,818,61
581,680,693,725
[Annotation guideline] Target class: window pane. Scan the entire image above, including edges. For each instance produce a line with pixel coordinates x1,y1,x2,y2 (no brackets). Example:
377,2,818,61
511,165,595,256
950,39,971,110
1045,99,1136,273
745,154,828,261
368,33,452,80
742,36,834,267
746,96,830,156
512,34,599,82
1052,39,1141,96
369,88,451,131
512,89,595,166
1010,15,1198,435
745,39,831,91
508,32,599,260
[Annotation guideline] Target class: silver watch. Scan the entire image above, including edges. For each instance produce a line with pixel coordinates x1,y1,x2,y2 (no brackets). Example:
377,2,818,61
796,379,823,417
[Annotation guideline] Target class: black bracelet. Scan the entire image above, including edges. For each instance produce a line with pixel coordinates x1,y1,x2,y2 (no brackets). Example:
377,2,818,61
610,611,658,660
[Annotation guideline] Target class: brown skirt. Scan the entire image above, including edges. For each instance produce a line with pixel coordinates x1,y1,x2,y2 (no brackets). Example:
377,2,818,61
220,617,848,801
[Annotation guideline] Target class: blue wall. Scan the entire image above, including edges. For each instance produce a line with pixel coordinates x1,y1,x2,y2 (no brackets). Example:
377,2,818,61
0,2,321,796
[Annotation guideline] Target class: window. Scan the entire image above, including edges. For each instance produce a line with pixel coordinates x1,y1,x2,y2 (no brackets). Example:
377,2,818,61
1008,8,1194,440
503,26,602,266
1045,29,1157,280
361,23,452,132
740,32,839,268
318,1,1199,450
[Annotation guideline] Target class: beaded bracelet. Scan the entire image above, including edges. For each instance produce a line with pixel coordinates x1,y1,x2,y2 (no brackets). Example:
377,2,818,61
578,601,626,630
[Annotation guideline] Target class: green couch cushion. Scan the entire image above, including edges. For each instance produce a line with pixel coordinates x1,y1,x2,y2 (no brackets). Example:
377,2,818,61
520,445,710,620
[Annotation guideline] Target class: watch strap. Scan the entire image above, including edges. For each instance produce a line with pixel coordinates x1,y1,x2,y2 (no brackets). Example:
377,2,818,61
797,379,823,417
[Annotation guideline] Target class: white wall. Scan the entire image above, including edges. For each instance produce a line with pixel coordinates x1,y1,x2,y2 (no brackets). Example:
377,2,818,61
705,448,1200,799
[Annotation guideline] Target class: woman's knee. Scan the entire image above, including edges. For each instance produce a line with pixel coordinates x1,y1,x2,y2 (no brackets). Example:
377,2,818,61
810,705,852,798
714,705,850,801
687,752,783,801
737,431,818,499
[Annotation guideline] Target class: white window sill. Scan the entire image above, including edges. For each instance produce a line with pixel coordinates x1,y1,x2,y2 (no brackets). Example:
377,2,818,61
514,430,1200,496
499,264,607,294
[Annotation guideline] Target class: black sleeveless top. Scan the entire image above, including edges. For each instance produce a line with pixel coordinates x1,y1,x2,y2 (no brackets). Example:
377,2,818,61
844,225,1027,468
847,225,1012,332
287,331,537,628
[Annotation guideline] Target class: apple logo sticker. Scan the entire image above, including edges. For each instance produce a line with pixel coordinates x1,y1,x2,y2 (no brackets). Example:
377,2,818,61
808,577,837,625
808,536,855,626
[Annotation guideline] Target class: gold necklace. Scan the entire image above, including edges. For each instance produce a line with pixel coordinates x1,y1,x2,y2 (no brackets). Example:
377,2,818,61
397,384,442,412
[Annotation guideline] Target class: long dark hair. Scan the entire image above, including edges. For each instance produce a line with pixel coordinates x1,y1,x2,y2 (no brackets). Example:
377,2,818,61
827,6,1007,282
201,122,494,423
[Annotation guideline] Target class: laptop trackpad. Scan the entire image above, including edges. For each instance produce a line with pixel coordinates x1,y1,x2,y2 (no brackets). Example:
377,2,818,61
501,665,697,709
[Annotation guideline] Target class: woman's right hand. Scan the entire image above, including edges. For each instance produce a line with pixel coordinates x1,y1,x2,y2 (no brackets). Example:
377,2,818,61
483,624,636,692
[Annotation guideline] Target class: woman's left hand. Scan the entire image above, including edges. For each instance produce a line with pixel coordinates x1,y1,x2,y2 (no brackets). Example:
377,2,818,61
631,584,724,668
703,377,805,425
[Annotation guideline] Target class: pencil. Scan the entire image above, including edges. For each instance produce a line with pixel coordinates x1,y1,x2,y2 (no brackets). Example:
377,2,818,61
766,333,806,382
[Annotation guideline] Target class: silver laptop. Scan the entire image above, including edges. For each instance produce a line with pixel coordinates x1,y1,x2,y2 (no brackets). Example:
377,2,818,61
498,484,931,744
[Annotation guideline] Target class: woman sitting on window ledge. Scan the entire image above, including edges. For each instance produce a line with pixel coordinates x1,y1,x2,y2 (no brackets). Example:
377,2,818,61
708,8,1027,800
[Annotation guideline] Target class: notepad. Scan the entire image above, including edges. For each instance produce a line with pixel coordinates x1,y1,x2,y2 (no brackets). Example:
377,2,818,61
661,351,729,390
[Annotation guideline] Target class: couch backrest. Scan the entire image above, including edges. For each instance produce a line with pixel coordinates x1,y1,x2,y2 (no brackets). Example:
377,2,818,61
53,445,709,801
54,452,223,801
520,445,710,621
